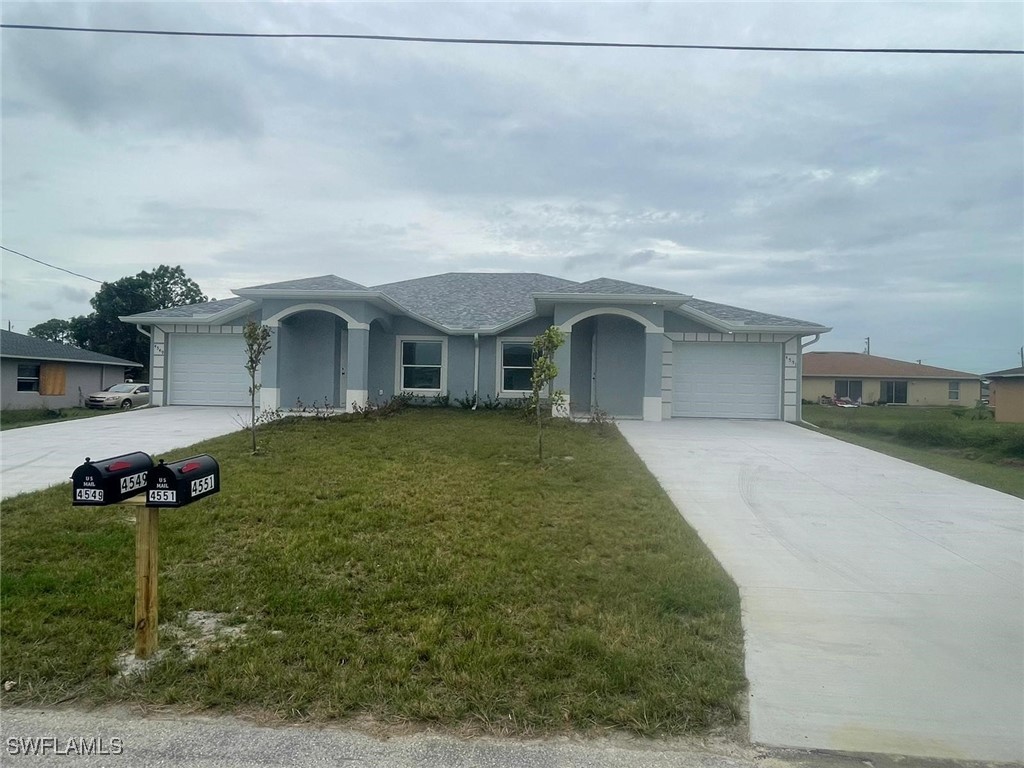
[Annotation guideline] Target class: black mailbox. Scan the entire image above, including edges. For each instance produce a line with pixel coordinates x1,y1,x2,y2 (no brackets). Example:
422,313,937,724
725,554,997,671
146,455,220,507
71,452,154,506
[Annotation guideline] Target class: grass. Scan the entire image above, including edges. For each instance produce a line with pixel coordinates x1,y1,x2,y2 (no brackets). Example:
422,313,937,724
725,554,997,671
0,406,111,431
0,410,744,735
803,404,1024,499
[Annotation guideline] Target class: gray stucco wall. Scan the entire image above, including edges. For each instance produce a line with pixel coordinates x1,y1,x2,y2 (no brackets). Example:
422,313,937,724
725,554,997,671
367,321,395,402
664,312,717,333
570,318,595,412
2,359,130,410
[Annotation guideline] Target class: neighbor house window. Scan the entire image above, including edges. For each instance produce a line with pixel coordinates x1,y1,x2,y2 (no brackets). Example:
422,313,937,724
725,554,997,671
834,379,863,401
880,380,908,404
948,381,960,401
397,338,446,393
16,364,40,392
500,340,534,394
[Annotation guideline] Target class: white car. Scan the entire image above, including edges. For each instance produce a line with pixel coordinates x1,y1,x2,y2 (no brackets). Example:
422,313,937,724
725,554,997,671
85,383,151,410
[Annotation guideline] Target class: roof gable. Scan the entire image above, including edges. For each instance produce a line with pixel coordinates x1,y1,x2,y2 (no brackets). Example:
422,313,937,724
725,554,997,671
557,277,683,296
683,298,828,330
0,330,141,367
241,275,369,292
985,366,1024,378
122,297,251,321
803,352,980,379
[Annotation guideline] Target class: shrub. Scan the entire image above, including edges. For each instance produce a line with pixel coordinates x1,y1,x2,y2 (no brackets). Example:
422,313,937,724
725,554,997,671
896,422,963,448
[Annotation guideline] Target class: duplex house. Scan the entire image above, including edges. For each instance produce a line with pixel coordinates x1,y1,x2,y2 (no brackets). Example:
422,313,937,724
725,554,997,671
1,329,141,410
120,273,830,422
803,351,982,406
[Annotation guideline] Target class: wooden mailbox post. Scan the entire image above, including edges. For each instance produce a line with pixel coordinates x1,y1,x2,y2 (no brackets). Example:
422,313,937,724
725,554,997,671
72,453,220,660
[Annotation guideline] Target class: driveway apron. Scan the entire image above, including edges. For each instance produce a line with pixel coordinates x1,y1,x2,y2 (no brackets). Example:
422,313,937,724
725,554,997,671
1,406,247,500
617,419,1023,763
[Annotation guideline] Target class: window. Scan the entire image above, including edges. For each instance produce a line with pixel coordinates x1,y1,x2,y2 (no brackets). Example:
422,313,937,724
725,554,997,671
16,364,40,392
880,380,908,404
39,363,66,396
398,339,445,392
834,379,863,401
948,381,960,401
500,340,534,393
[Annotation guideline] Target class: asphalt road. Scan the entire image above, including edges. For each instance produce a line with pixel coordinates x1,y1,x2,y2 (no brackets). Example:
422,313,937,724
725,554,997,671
0,708,1009,768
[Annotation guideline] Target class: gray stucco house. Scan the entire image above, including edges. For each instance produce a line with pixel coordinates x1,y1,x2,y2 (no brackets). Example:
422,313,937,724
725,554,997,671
119,273,830,422
1,330,141,410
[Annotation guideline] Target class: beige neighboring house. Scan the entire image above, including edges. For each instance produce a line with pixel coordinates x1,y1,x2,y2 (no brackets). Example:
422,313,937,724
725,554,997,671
802,352,982,406
984,366,1024,423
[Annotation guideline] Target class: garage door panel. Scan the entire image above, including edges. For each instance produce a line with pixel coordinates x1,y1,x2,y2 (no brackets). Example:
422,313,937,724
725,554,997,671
673,343,781,419
168,334,249,406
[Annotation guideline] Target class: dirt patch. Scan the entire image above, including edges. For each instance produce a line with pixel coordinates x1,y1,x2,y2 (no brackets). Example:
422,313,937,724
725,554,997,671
115,611,250,677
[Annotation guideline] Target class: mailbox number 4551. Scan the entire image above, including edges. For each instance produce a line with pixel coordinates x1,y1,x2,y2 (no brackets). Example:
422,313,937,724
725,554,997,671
191,475,215,496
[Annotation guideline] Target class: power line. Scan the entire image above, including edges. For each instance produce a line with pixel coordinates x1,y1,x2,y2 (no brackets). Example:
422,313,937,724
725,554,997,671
2,24,1021,55
1,245,103,284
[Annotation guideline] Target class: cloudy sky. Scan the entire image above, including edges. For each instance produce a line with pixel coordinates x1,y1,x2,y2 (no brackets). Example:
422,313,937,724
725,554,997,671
2,2,1021,373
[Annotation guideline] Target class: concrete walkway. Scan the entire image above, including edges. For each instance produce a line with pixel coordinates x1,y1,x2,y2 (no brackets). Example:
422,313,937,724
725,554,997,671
1,406,248,500
617,419,1024,763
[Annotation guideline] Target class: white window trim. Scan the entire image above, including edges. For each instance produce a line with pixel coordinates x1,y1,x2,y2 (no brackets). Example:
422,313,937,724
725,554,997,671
948,381,960,401
496,337,535,397
395,336,448,395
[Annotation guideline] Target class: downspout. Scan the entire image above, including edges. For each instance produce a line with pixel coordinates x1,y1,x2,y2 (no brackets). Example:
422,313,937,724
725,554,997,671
799,334,822,428
472,333,480,410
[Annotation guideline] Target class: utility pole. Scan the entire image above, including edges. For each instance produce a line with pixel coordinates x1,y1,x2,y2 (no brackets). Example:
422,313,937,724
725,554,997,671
864,337,871,355
1019,346,1023,368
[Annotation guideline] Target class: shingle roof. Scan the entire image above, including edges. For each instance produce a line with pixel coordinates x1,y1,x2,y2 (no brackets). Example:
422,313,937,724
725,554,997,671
685,298,828,329
555,278,684,296
372,272,577,329
123,297,251,321
804,352,980,379
0,330,141,367
242,275,369,291
985,366,1024,378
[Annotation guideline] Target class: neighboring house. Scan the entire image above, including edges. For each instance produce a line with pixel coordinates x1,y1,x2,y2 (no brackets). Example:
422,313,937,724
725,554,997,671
984,366,1024,423
119,273,830,422
803,352,982,406
1,330,141,410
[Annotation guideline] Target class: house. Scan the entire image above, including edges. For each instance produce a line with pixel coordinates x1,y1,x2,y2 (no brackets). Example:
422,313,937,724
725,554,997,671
802,352,982,406
118,273,830,422
1,330,141,410
984,366,1024,423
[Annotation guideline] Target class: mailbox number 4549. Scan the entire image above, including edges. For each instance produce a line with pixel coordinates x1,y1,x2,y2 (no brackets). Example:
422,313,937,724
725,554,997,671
191,475,215,496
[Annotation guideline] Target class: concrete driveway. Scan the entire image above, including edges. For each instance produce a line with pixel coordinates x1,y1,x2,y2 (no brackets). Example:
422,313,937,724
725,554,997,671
1,406,247,500
617,419,1024,763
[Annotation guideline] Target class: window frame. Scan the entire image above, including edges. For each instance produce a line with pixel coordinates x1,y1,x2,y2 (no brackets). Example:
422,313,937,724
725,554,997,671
16,363,40,392
948,381,960,401
395,336,447,395
834,379,863,401
497,337,536,397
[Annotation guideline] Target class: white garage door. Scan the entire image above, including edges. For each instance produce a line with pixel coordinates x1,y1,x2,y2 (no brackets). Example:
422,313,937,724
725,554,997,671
673,343,781,419
168,334,250,406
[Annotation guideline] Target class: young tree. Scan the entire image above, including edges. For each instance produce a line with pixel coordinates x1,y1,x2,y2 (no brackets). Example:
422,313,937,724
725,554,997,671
530,325,566,461
243,320,272,454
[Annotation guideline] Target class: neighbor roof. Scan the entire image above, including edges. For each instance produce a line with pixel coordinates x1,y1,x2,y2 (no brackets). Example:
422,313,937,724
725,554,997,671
0,330,141,367
985,366,1024,378
804,352,980,380
373,273,577,329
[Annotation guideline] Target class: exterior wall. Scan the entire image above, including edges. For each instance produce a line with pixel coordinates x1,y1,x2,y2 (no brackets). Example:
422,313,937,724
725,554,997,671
990,379,1024,423
1,359,130,410
447,335,476,401
569,317,595,412
802,377,982,406
367,321,395,402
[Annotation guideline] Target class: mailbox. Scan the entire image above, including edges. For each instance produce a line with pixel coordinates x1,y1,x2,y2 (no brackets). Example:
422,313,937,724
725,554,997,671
146,454,220,507
71,452,154,506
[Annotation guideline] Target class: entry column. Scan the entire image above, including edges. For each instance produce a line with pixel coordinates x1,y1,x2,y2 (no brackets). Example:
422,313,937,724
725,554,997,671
643,329,664,421
347,325,370,409
259,324,280,410
551,331,572,418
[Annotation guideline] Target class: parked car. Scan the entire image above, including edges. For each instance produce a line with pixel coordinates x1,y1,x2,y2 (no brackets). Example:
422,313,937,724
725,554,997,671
85,383,151,410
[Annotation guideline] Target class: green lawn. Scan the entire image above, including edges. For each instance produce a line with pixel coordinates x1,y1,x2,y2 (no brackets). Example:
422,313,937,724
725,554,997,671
803,404,1024,498
0,410,744,735
0,406,111,431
